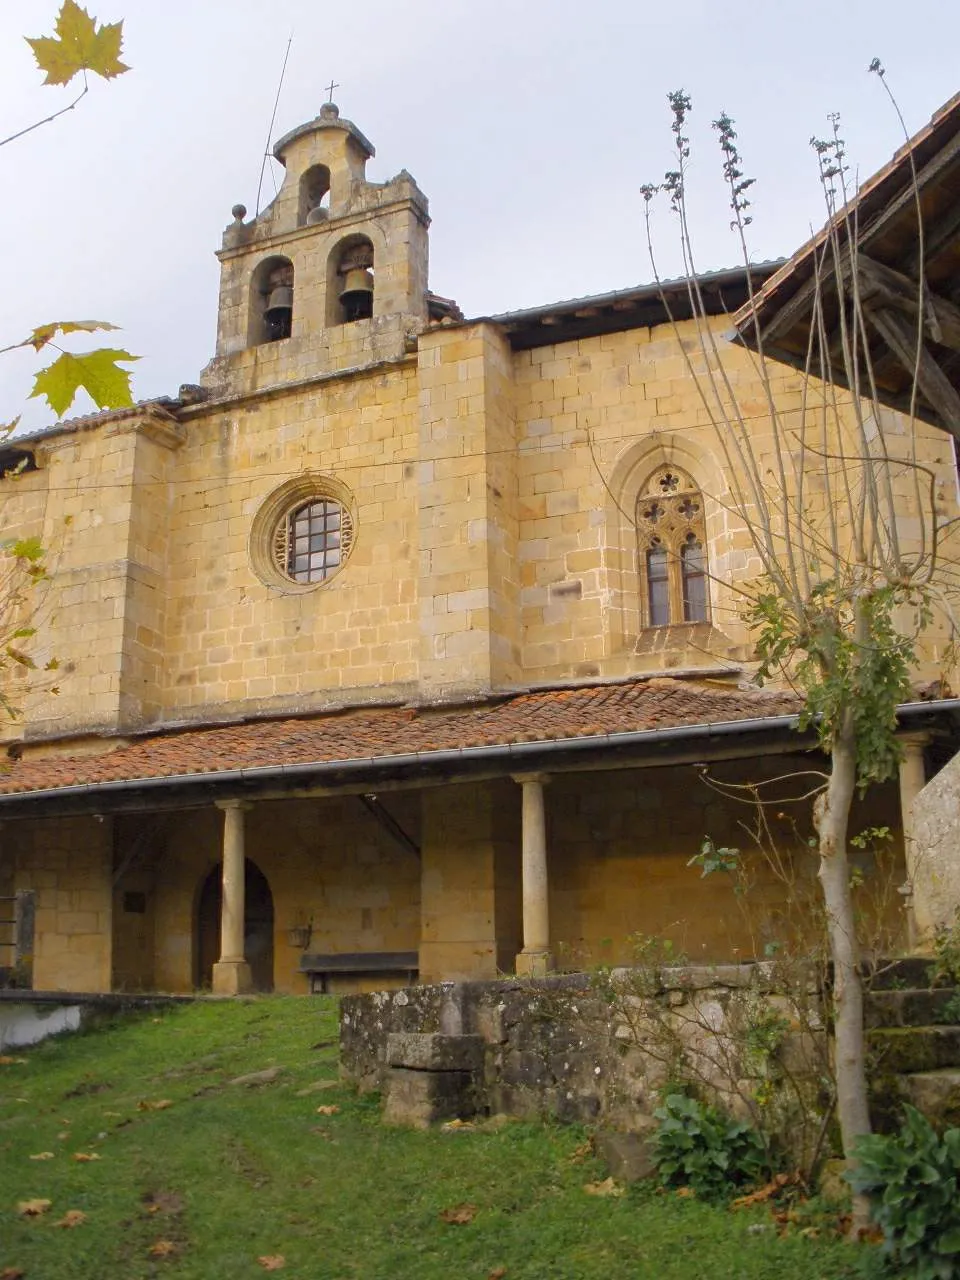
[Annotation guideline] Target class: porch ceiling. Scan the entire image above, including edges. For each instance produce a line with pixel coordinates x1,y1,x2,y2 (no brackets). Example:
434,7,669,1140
734,92,960,439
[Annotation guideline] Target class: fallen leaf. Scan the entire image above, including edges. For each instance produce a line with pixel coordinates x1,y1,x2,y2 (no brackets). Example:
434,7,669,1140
72,1152,101,1162
0,1056,27,1066
315,1105,340,1116
258,1257,286,1271
137,1099,173,1112
675,1186,696,1198
29,1152,55,1161
440,1203,478,1225
731,1172,797,1210
1,1268,26,1279
440,1118,475,1131
147,1240,177,1257
488,1270,508,1280
567,1139,593,1164
57,1132,70,1141
18,1199,52,1217
583,1177,624,1198
54,1209,87,1228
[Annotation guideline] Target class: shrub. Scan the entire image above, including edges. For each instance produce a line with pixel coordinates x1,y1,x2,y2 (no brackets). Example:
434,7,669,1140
848,1106,960,1279
652,1092,768,1202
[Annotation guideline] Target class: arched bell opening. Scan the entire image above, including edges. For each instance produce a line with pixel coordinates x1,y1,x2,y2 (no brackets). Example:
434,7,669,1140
326,234,374,325
299,164,331,226
249,255,295,346
195,858,275,992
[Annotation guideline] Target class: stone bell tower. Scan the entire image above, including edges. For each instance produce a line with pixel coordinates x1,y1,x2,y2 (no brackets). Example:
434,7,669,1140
200,101,430,397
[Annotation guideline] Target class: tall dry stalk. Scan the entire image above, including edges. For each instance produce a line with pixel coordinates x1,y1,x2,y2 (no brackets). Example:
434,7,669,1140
637,79,959,1231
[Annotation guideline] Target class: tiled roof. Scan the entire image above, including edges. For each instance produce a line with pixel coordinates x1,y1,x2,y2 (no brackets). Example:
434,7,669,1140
0,679,802,801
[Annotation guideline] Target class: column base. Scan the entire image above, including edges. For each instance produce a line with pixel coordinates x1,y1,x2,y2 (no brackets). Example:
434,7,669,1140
515,949,552,978
211,959,253,995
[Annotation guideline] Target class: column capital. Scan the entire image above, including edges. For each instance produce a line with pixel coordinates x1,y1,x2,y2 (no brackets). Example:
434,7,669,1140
511,772,551,787
215,798,254,813
898,731,931,755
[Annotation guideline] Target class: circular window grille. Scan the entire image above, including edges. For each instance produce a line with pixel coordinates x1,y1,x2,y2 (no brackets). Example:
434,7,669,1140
250,475,356,592
273,498,354,584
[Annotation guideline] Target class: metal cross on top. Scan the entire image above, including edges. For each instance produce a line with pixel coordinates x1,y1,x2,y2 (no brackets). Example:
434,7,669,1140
324,80,340,103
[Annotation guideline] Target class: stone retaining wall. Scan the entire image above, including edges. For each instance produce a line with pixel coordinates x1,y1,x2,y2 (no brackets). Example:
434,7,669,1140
340,964,817,1131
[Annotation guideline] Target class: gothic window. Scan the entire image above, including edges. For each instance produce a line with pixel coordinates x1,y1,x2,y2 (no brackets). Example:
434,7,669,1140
636,467,709,626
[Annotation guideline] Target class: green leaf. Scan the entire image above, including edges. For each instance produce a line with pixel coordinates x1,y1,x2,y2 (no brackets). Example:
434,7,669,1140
26,1,129,87
6,647,36,670
30,348,139,418
23,319,120,352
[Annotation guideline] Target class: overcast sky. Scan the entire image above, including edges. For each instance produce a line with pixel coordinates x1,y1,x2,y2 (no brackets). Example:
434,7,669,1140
1,0,958,434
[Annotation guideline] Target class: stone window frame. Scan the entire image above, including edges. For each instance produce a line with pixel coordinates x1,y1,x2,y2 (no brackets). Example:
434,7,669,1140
635,465,709,628
249,474,357,594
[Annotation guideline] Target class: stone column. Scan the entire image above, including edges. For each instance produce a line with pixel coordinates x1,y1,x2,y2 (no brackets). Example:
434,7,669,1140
898,733,931,949
513,774,551,977
211,800,253,995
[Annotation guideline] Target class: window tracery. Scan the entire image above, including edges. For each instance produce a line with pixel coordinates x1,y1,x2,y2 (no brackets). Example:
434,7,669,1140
635,466,709,626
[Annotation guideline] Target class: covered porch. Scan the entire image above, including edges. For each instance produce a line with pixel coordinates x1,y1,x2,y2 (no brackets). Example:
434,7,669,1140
0,678,954,997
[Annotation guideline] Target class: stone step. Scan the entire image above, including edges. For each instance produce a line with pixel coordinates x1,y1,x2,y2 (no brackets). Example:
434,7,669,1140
865,989,960,1028
898,1069,960,1130
870,1067,960,1133
865,958,940,990
868,1025,960,1074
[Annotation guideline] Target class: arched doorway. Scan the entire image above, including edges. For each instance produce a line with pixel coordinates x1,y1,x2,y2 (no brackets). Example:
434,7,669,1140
195,860,274,991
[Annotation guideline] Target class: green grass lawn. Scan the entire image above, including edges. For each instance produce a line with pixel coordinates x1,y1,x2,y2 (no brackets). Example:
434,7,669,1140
0,997,878,1280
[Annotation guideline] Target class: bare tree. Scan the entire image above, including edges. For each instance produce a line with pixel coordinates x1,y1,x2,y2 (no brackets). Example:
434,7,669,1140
635,80,959,1232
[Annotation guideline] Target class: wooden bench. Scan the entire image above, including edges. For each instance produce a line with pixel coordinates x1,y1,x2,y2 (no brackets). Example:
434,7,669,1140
299,951,419,994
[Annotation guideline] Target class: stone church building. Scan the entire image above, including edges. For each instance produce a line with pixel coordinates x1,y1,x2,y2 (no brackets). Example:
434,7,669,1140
0,101,957,996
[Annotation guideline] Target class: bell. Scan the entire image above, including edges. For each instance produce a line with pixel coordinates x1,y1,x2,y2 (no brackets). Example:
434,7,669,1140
338,268,374,321
265,284,294,317
305,205,329,225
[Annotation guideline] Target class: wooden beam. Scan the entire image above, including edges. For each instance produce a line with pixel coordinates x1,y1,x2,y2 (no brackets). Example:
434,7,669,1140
866,305,960,442
859,255,960,351
750,131,960,347
903,197,960,276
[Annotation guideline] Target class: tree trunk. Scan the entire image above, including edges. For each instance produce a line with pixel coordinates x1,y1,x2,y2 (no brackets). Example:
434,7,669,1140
816,706,872,1236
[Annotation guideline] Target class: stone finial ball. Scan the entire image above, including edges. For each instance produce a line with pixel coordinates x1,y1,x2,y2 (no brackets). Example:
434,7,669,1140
231,203,247,222
320,102,340,119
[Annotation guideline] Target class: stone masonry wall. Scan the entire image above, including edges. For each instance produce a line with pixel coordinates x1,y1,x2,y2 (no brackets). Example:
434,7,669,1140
912,754,960,935
4,313,958,743
6,816,112,992
340,964,814,1131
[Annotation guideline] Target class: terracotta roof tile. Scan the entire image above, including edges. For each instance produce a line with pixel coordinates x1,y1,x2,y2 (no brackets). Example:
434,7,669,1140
0,678,802,799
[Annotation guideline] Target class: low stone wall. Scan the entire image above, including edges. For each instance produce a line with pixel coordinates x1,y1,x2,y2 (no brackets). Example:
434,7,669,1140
340,963,817,1131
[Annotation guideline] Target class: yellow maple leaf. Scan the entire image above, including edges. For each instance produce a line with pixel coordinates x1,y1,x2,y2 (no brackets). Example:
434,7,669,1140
26,1,129,87
72,1151,101,1162
54,1209,87,1228
258,1257,286,1271
148,1240,177,1257
583,1177,625,1198
29,1152,56,1161
17,1198,52,1217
